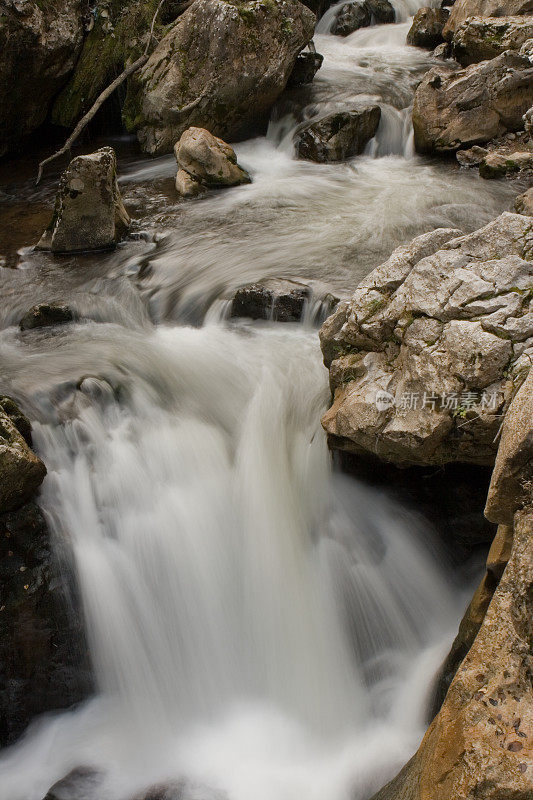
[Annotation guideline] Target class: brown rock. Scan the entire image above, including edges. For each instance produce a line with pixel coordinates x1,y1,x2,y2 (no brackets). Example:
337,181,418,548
294,106,381,162
407,7,448,49
443,0,533,39
485,369,533,525
174,127,250,192
514,186,533,215
452,16,533,66
0,409,46,513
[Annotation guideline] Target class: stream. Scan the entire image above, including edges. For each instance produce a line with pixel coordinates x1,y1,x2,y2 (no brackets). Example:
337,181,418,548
0,4,525,800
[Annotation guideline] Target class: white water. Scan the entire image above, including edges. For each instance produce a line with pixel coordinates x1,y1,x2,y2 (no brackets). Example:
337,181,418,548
0,6,512,800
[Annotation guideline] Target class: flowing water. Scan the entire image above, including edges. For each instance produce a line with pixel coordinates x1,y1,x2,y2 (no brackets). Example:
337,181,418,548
0,7,523,800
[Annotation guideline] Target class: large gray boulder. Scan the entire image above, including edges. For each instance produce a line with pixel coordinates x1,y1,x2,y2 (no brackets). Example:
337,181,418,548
320,214,533,467
443,0,533,38
407,7,448,49
0,0,84,156
412,51,533,154
294,107,381,162
174,127,250,196
452,16,533,65
129,0,315,155
37,148,130,254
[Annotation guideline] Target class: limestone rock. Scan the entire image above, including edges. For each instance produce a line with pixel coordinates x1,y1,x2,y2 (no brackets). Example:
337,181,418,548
479,148,533,177
19,304,74,331
0,0,84,156
485,369,533,525
37,148,130,254
130,0,316,155
174,128,250,195
320,214,533,466
456,145,489,165
515,186,533,215
286,49,324,87
412,51,533,154
0,407,46,513
452,16,533,66
371,504,533,800
407,8,448,49
294,107,381,162
443,0,533,39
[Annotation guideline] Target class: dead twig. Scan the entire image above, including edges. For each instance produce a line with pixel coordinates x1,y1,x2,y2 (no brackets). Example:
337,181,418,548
36,0,165,185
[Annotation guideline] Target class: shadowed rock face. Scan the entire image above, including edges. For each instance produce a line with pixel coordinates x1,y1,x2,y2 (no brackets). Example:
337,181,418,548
129,0,315,155
407,7,448,50
412,51,533,154
0,398,91,746
320,213,533,467
37,147,130,254
0,0,85,157
294,106,381,162
370,374,533,800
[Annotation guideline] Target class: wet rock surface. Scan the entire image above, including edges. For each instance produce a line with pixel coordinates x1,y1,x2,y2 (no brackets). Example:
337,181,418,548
19,303,75,331
230,279,312,322
129,0,315,154
320,214,533,466
37,147,130,254
331,0,394,35
287,49,324,87
294,106,381,162
0,398,91,746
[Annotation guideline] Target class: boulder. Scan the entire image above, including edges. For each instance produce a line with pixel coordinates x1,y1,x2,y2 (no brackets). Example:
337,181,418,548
286,49,324,87
370,504,533,800
0,407,46,513
514,186,533,215
230,279,312,322
331,2,371,35
485,370,533,525
319,214,533,466
479,148,533,177
174,127,250,196
127,0,315,155
412,51,533,154
0,0,84,156
331,0,394,35
0,397,91,745
456,144,489,165
294,106,381,162
407,8,448,49
452,16,533,66
443,0,533,39
19,304,74,331
37,148,130,254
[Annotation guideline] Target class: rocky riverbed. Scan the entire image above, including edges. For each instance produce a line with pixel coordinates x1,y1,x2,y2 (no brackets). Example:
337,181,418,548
0,0,532,798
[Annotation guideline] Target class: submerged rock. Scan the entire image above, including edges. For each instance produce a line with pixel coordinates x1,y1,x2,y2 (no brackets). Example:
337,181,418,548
451,15,533,66
0,0,84,156
320,214,533,466
128,0,315,155
287,49,324,87
19,303,74,331
407,7,448,49
37,148,130,254
174,127,250,196
294,106,381,162
412,51,533,154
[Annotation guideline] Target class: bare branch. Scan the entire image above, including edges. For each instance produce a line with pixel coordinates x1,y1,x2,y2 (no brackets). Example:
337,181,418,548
36,0,166,185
